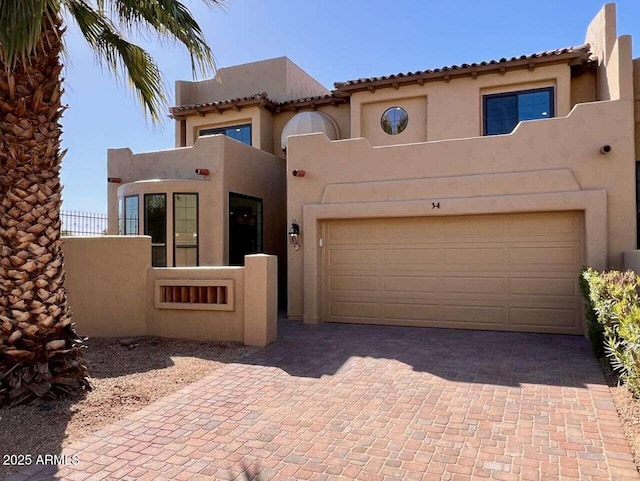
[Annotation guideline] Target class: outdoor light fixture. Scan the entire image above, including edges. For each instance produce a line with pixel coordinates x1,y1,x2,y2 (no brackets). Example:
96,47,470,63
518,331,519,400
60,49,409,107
600,145,612,155
289,220,300,251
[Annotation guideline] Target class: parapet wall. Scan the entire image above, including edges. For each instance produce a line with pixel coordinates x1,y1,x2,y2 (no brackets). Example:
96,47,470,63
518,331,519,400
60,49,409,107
62,236,277,346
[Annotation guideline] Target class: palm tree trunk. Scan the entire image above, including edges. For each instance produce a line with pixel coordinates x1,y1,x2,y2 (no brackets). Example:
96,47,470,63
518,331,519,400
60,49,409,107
0,13,90,406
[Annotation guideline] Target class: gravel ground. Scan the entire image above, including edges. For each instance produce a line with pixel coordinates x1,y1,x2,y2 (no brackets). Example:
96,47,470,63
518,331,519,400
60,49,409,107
600,358,640,473
0,336,257,478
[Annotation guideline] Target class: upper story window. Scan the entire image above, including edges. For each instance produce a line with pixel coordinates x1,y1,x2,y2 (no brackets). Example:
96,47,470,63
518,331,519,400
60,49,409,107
381,107,409,135
199,124,252,146
483,87,554,136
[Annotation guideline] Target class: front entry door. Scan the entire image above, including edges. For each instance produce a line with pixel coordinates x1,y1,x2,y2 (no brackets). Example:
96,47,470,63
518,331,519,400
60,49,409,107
229,193,263,265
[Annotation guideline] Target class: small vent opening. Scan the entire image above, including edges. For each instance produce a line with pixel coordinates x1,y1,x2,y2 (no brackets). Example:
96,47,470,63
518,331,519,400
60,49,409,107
161,285,228,305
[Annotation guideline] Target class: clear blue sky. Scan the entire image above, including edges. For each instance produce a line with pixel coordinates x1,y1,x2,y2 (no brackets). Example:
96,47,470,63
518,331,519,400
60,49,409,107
60,0,640,214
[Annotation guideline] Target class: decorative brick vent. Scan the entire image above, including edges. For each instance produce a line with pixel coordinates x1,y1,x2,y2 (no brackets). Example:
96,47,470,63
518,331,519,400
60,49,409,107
155,280,234,311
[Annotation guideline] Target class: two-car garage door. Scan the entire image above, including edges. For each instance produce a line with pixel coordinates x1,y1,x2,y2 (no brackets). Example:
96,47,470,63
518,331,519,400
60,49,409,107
322,212,583,334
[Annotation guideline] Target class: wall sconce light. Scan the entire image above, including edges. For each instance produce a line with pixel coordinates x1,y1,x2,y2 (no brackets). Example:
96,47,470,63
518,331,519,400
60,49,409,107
600,145,612,155
289,220,300,251
292,169,305,177
195,168,210,175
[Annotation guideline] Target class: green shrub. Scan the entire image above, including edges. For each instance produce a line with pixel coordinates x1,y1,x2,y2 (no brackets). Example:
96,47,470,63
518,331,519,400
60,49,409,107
579,268,605,357
582,268,640,397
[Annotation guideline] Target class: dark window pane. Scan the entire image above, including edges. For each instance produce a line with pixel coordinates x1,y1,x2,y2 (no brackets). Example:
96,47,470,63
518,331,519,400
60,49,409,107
152,246,167,267
229,193,263,266
199,124,252,146
518,91,551,121
485,95,518,135
145,194,166,267
380,107,409,135
484,88,554,136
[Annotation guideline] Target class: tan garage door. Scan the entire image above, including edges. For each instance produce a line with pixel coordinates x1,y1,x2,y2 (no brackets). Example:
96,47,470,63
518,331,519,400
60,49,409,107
322,212,584,334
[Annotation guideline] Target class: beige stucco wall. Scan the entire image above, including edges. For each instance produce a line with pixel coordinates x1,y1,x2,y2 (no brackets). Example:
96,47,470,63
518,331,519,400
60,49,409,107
147,266,246,342
63,236,150,337
244,254,278,346
350,64,571,146
624,251,640,274
63,237,277,344
283,58,331,102
108,135,286,271
175,57,328,108
570,66,597,107
284,3,636,322
287,98,635,319
586,3,618,101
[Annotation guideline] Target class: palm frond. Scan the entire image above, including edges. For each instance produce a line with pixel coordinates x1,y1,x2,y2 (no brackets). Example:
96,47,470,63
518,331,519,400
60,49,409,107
0,0,60,67
100,0,221,78
65,0,166,121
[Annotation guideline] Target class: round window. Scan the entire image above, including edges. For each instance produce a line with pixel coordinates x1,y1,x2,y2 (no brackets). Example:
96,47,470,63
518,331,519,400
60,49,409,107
380,107,408,135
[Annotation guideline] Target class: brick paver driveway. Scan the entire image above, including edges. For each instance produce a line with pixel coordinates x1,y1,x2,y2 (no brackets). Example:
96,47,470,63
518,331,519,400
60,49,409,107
11,320,639,481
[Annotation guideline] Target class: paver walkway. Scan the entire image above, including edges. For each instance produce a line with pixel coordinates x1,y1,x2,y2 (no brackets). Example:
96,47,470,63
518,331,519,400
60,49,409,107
9,320,640,480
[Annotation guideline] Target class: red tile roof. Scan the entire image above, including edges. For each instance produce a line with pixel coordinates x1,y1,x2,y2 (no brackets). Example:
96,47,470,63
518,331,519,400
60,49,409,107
334,45,592,91
170,45,592,117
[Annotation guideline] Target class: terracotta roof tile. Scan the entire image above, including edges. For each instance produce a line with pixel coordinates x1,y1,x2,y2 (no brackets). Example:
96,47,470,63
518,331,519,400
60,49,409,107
170,92,348,118
170,45,592,117
334,44,592,90
170,92,273,114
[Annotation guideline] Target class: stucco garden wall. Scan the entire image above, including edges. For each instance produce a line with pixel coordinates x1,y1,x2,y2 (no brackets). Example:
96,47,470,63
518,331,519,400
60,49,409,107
63,236,149,337
62,237,277,346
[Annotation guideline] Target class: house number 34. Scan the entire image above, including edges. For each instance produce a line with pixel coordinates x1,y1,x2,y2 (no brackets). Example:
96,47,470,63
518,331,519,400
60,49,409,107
432,202,440,209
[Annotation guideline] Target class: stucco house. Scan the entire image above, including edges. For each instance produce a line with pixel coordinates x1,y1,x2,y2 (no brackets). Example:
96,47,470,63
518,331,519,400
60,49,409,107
107,3,640,336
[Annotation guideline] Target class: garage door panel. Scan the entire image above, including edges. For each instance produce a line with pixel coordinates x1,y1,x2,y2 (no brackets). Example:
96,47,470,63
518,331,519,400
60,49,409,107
506,213,580,238
508,246,580,266
382,218,439,239
442,216,505,238
442,276,505,294
323,212,583,335
329,249,380,266
443,247,505,265
384,248,439,265
383,276,438,293
509,277,577,297
329,301,379,319
509,307,578,329
327,220,382,242
329,275,379,293
444,305,506,325
384,303,441,321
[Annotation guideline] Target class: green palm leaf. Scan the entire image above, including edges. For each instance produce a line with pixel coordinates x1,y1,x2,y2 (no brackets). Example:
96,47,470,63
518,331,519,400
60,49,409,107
0,0,223,121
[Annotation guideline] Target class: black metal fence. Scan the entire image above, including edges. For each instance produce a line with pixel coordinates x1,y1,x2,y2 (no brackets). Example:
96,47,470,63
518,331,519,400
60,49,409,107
60,210,108,236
